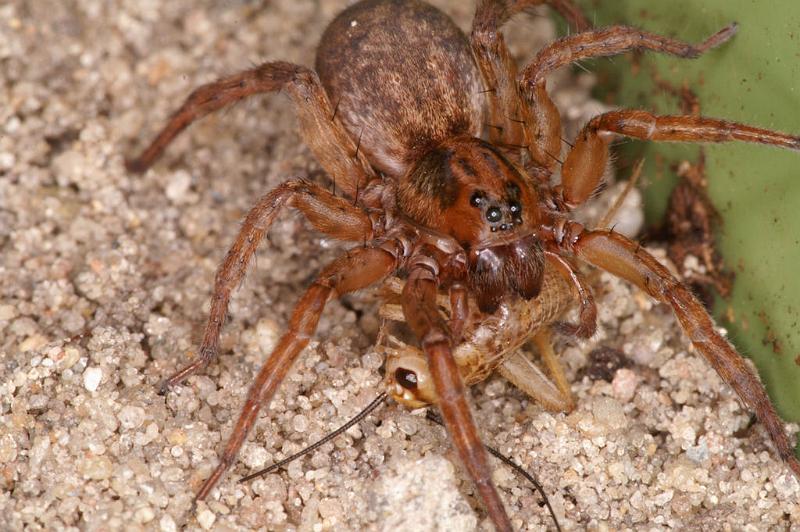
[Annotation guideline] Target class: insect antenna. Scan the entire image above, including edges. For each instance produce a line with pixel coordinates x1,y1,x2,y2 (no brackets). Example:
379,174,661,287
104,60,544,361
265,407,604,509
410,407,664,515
240,393,561,530
425,410,562,532
239,392,388,483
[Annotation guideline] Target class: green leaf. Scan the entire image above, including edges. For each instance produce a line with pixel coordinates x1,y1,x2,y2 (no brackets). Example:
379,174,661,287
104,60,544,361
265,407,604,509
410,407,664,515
574,1,800,420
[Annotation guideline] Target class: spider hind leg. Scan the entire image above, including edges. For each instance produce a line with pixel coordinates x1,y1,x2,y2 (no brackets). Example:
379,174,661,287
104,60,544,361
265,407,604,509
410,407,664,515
567,226,800,478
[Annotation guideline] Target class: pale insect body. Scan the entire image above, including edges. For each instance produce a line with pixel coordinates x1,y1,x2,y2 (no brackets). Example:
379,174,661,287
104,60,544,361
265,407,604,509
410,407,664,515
378,258,576,412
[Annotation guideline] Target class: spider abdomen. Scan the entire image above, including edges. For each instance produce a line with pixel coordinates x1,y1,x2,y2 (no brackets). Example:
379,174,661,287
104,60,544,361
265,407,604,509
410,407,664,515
315,0,483,179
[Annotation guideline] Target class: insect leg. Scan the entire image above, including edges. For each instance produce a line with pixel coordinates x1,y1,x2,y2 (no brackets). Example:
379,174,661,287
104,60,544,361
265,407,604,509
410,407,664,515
498,345,575,412
532,329,575,411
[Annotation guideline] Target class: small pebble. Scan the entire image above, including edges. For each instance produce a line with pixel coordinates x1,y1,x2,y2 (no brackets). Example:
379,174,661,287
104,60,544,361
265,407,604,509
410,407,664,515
134,506,155,524
0,434,18,463
0,304,18,321
197,509,216,530
118,405,146,430
292,414,309,433
80,456,113,480
611,368,639,402
82,367,103,392
20,335,48,352
591,397,628,433
241,444,269,469
159,515,177,532
165,170,192,203
0,151,15,170
166,429,187,445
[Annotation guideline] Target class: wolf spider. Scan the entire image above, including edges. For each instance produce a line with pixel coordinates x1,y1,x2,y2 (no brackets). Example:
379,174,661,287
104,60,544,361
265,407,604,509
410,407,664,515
127,1,800,530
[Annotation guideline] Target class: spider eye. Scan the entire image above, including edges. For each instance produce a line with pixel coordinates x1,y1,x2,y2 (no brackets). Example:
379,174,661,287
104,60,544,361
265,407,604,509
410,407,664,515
486,207,502,223
470,191,484,207
395,368,418,390
509,201,521,214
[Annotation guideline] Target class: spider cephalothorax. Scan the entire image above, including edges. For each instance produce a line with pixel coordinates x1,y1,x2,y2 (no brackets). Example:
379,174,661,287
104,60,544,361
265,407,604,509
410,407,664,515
398,136,547,312
127,1,800,530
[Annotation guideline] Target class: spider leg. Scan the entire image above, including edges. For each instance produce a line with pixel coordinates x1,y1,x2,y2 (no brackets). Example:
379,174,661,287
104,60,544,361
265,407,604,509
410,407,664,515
448,282,470,345
562,224,800,478
532,0,591,32
127,61,374,198
160,178,375,392
560,110,800,207
402,260,513,532
471,0,589,157
518,23,738,171
196,245,398,501
544,250,596,338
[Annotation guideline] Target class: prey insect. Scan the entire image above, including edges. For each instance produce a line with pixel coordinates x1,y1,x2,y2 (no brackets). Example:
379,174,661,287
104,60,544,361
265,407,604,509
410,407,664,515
377,259,576,414
127,1,800,530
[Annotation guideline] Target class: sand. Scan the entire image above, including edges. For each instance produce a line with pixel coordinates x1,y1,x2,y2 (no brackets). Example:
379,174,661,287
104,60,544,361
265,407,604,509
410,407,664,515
1,1,798,530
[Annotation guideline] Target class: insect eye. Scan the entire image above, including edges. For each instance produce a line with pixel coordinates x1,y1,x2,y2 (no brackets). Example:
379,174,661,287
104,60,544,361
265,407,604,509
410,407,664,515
485,207,502,223
395,368,418,390
470,191,484,207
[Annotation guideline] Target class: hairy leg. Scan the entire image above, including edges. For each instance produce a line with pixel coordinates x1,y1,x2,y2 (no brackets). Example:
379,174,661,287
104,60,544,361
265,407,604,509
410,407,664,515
402,258,512,532
160,178,375,392
471,0,589,158
561,224,800,478
196,245,398,500
545,251,596,338
127,61,374,198
518,24,738,171
448,282,470,344
561,110,800,206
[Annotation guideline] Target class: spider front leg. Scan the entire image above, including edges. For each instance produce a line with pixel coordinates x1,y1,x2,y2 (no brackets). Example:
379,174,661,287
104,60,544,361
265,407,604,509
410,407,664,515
160,178,375,392
518,23,739,171
196,244,398,500
559,110,800,206
127,61,373,199
544,250,596,339
402,260,513,532
471,0,589,157
560,224,800,478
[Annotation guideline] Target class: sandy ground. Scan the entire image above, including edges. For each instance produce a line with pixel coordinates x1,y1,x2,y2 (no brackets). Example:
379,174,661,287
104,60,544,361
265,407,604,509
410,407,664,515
1,1,799,530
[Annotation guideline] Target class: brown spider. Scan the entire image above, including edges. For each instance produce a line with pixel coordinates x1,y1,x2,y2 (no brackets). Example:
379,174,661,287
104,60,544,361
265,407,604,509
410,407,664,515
127,1,800,530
